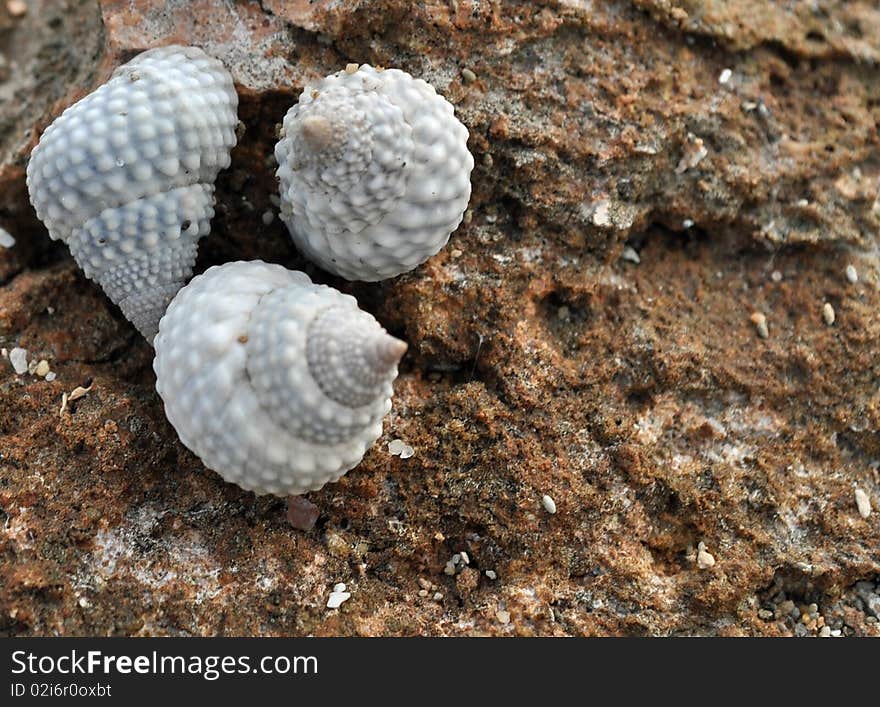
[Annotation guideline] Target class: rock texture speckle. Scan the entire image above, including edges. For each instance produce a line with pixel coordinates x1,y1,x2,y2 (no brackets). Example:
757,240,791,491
0,0,878,637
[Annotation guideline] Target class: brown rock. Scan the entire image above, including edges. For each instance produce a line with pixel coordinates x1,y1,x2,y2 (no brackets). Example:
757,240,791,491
0,0,878,637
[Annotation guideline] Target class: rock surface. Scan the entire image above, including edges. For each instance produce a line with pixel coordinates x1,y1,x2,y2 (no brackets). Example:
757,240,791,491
1,0,878,636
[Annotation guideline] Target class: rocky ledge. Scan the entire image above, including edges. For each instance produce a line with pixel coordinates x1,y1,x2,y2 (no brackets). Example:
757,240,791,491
0,0,877,636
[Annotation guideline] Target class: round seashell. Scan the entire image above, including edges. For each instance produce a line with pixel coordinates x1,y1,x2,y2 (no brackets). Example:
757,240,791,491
26,45,238,340
153,260,407,497
274,64,474,281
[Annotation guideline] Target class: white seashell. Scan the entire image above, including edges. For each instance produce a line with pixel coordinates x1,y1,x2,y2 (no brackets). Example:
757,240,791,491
26,45,238,340
152,260,407,497
275,64,474,281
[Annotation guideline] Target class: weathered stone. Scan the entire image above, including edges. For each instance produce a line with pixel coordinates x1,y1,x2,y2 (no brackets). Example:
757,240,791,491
0,0,878,637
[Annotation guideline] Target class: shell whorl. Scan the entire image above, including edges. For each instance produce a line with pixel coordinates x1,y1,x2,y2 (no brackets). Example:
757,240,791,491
275,64,474,281
26,45,238,340
152,260,406,497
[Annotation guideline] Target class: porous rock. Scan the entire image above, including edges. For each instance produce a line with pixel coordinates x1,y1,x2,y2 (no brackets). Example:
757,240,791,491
0,0,878,637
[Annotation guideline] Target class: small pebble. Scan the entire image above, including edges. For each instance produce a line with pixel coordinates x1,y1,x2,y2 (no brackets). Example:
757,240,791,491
432,592,443,602
675,133,708,173
460,551,470,565
261,210,275,225
461,67,477,83
718,68,732,85
819,626,831,637
418,589,428,597
621,246,641,264
697,542,716,569
750,312,769,339
326,590,351,609
0,226,15,248
485,570,497,580
845,264,858,284
757,609,773,620
855,488,872,519
286,495,319,530
682,218,694,229
345,63,359,74
34,359,50,377
6,0,27,18
591,200,611,227
388,438,414,458
45,371,57,382
450,248,463,258
541,494,557,515
822,302,835,326
770,270,783,283
333,582,347,593
495,609,510,625
9,347,27,374
68,382,92,402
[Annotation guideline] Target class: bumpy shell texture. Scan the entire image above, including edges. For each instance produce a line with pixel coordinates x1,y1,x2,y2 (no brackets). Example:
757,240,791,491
26,45,238,340
275,64,474,281
153,260,406,497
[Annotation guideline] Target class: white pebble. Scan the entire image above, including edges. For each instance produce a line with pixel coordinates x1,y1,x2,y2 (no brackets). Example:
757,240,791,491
855,488,872,519
261,210,275,225
822,302,835,326
460,551,470,565
45,371,57,382
770,270,783,283
0,226,15,248
718,68,732,85
541,494,557,515
388,438,414,458
750,312,769,339
326,590,351,609
621,246,640,264
697,542,716,569
333,582,347,593
9,347,27,374
485,570,497,580
591,200,611,227
845,264,858,284
34,360,50,377
682,218,694,229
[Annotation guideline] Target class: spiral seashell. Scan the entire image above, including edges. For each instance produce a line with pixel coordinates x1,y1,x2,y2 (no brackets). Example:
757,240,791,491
274,64,474,281
26,45,238,340
152,260,407,497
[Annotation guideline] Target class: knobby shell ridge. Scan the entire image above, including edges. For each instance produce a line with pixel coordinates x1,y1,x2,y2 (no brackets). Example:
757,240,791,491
26,45,238,340
152,260,407,497
275,64,474,281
